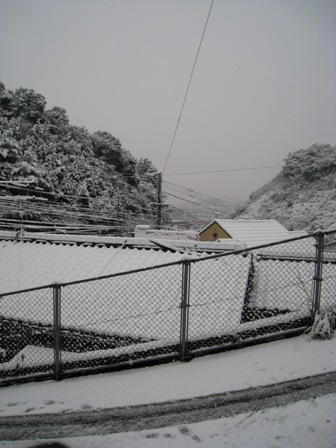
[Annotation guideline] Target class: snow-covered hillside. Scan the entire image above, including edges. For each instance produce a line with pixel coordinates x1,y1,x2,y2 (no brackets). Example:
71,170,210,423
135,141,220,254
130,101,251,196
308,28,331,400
235,144,336,231
0,82,160,233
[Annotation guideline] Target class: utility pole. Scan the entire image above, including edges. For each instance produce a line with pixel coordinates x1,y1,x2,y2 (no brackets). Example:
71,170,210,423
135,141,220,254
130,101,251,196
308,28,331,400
146,172,168,229
157,172,162,229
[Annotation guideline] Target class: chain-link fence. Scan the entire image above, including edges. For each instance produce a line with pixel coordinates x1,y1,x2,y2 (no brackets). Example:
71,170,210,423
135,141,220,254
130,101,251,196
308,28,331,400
1,230,335,385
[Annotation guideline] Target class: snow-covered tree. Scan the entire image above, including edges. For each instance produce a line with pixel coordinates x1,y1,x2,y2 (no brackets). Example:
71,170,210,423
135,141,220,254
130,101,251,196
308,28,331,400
0,81,160,234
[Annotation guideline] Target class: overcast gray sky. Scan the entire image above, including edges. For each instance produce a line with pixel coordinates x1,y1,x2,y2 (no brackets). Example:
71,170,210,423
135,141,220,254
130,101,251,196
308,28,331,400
1,0,335,203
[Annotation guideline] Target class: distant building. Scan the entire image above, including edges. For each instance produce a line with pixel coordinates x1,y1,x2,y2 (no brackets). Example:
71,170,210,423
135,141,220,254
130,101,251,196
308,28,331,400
198,219,291,247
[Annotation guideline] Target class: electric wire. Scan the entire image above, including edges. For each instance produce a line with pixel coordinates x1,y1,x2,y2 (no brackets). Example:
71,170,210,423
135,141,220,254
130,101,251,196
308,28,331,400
164,180,244,202
164,165,281,176
162,0,215,175
170,204,208,223
0,182,158,221
163,188,237,210
164,192,237,215
0,193,157,234
164,191,206,207
162,181,241,210
163,182,238,206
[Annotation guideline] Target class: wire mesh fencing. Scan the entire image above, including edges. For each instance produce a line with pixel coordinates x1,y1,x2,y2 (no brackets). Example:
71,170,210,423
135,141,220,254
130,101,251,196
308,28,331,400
320,232,336,311
58,264,182,377
1,230,335,385
186,235,318,356
0,287,54,380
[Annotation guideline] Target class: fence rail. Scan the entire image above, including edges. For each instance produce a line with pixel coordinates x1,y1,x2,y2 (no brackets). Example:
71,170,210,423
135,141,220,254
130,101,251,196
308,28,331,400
1,230,336,386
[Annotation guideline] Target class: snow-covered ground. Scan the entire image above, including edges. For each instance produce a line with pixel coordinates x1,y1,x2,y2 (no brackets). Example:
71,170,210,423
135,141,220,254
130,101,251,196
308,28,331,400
0,334,335,447
1,233,335,446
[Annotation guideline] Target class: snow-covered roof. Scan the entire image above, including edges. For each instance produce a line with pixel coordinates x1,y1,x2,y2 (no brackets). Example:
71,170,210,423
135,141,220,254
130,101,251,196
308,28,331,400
134,226,199,241
0,232,246,295
200,219,291,247
0,230,242,251
0,239,185,295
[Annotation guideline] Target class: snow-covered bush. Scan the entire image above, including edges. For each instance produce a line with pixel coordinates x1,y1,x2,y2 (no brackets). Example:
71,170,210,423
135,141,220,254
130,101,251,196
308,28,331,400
309,305,336,340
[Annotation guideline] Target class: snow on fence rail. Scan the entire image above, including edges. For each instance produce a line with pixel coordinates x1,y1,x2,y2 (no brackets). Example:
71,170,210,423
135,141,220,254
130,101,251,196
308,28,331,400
0,230,335,385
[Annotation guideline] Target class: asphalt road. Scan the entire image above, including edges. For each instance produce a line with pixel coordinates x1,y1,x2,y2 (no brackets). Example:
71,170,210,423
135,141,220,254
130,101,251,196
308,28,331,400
1,371,336,442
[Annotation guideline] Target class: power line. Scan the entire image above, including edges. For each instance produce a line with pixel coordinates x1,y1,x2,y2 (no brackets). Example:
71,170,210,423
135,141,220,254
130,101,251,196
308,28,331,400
162,182,241,216
0,182,156,217
164,192,238,214
163,181,241,205
0,194,158,231
163,187,235,210
164,165,281,176
162,0,215,175
163,180,244,205
164,191,205,207
164,181,245,203
170,204,209,223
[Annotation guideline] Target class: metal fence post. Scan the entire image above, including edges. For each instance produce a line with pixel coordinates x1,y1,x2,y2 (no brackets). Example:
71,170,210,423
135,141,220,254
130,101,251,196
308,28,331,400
312,232,324,321
180,260,191,361
53,284,62,380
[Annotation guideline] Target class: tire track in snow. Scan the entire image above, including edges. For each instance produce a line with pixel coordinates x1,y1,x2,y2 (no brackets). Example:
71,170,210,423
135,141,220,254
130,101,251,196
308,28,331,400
1,371,336,441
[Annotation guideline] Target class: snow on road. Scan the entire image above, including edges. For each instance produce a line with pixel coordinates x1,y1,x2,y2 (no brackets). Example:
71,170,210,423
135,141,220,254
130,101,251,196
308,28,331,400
0,334,336,447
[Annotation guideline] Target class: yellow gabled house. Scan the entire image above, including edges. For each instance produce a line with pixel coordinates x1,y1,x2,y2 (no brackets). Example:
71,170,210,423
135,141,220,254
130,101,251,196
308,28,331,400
198,219,291,247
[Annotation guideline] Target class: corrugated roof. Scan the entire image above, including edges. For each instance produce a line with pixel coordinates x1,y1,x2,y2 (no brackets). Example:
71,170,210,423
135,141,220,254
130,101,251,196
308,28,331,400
0,240,185,295
0,235,245,295
202,219,291,247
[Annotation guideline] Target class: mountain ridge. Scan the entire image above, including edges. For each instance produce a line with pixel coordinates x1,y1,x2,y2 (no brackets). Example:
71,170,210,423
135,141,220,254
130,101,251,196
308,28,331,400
234,144,336,231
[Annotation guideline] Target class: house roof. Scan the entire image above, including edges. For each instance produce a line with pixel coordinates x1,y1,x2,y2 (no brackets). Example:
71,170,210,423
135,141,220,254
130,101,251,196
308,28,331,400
199,219,291,247
0,239,185,295
0,231,245,295
0,230,242,251
134,226,199,241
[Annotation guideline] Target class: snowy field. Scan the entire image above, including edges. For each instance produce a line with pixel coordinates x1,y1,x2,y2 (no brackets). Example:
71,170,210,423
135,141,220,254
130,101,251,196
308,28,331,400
0,334,336,447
